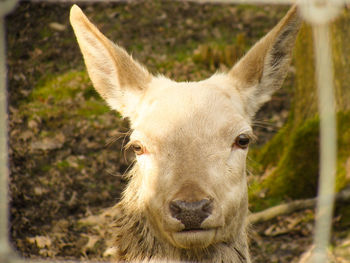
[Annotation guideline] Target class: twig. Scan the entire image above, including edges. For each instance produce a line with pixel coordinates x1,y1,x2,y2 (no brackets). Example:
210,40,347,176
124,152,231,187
249,187,350,224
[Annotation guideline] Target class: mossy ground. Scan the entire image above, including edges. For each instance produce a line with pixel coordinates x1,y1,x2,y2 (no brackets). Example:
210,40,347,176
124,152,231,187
24,70,110,120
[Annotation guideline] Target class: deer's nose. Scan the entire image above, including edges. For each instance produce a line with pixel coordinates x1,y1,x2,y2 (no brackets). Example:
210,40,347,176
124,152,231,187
169,199,213,230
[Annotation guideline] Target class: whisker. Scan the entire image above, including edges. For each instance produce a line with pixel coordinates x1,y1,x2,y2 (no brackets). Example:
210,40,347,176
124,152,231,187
247,155,260,165
252,124,274,129
105,128,132,147
247,156,261,173
246,168,255,178
234,246,246,263
253,119,271,124
252,119,277,127
252,122,278,129
106,168,122,178
122,159,136,178
121,129,132,153
105,134,124,147
249,133,258,143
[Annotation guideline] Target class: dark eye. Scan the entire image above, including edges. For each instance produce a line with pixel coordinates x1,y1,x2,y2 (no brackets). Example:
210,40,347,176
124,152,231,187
234,134,250,149
131,142,145,155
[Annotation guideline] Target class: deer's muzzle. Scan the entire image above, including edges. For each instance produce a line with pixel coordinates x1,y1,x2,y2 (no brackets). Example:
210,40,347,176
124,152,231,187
169,199,213,230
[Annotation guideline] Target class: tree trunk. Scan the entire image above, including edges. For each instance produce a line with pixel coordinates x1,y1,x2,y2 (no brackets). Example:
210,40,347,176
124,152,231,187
250,8,350,206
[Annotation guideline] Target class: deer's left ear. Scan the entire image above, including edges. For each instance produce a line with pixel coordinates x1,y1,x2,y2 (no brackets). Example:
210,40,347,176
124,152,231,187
229,6,301,117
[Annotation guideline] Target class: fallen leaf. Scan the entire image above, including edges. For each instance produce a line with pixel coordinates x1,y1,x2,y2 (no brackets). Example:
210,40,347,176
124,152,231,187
103,246,117,258
31,137,63,151
84,235,100,251
27,236,52,249
49,22,66,31
31,133,65,151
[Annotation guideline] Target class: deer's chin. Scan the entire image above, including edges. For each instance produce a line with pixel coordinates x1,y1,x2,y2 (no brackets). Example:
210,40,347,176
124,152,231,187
170,229,216,249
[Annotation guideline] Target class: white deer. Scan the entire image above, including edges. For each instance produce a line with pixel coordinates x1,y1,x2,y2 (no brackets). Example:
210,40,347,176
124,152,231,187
70,5,301,262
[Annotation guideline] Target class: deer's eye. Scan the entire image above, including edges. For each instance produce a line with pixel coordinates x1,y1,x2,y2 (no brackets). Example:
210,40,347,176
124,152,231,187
234,134,250,149
131,142,145,155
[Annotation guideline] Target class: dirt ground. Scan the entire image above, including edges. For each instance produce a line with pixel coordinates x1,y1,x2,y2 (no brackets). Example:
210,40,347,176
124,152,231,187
6,1,350,262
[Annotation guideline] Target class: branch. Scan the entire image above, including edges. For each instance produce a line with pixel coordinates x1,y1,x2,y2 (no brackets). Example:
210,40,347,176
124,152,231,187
249,187,350,224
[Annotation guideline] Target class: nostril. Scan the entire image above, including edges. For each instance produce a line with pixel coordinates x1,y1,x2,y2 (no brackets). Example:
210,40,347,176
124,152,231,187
169,199,213,230
169,201,182,216
201,199,213,214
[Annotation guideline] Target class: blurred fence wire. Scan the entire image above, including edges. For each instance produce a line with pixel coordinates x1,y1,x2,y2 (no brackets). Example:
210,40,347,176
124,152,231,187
0,1,18,262
0,0,348,262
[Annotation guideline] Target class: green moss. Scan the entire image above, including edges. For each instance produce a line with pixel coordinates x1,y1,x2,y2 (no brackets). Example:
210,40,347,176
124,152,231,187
30,71,93,102
249,111,350,212
77,100,109,118
268,117,320,199
255,123,291,169
336,157,347,191
293,24,318,125
336,111,350,190
248,181,283,212
56,160,70,170
18,70,111,120
192,34,248,69
338,111,350,155
40,165,52,173
336,204,350,228
39,130,56,138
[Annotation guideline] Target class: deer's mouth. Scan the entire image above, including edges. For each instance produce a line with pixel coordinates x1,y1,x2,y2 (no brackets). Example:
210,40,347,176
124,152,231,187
179,227,211,233
171,228,216,249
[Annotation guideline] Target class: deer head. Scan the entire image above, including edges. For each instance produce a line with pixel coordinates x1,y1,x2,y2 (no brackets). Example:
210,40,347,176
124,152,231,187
70,4,300,254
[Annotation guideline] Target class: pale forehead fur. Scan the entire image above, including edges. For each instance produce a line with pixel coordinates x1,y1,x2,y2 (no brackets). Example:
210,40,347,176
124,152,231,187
130,74,251,144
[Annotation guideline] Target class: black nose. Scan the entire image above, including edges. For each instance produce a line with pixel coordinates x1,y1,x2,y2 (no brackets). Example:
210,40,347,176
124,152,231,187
169,199,213,230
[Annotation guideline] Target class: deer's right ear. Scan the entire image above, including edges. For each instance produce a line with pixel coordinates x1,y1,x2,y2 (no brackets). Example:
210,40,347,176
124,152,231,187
228,6,301,117
70,5,151,119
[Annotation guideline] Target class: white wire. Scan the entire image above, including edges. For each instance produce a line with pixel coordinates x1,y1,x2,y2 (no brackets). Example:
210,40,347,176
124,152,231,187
0,15,10,258
311,21,337,263
0,0,19,259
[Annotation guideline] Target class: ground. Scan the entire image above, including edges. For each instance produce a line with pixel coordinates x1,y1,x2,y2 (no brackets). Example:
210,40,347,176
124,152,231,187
6,1,350,262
